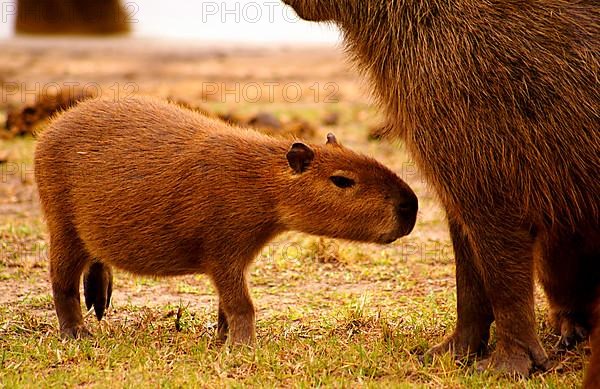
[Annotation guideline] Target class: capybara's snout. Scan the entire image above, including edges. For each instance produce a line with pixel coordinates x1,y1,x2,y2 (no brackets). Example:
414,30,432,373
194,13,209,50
379,184,418,244
397,190,418,236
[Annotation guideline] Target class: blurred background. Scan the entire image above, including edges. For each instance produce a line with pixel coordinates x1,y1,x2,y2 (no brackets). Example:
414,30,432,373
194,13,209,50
0,0,340,42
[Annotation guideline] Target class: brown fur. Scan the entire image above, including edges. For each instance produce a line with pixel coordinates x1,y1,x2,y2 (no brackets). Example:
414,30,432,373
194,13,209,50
16,0,130,35
584,304,600,389
34,96,418,344
283,0,600,376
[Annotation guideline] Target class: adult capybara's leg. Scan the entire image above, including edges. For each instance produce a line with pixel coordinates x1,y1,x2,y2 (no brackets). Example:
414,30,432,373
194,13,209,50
212,269,255,345
50,226,92,338
83,261,114,321
427,218,494,359
537,231,599,348
584,305,600,389
470,225,548,376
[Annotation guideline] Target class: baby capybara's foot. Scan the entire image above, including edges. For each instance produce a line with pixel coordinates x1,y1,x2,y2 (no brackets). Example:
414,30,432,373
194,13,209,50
83,261,113,321
226,314,256,346
227,331,255,347
476,339,550,377
60,324,92,339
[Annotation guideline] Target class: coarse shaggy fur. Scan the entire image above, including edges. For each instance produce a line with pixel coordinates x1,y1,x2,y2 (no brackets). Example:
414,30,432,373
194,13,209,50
283,0,599,377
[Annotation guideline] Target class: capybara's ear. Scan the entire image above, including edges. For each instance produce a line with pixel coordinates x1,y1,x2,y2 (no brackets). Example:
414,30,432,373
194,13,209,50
286,142,315,174
326,133,338,146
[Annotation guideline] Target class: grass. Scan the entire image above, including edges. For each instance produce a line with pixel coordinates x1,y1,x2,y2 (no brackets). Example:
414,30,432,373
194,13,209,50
0,295,587,388
0,45,590,386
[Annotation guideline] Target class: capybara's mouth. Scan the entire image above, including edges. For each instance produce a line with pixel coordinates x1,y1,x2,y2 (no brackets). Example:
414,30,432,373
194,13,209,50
379,232,399,244
382,219,417,244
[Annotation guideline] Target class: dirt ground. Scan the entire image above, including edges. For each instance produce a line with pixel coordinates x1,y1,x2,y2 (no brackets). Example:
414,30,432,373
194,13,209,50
0,38,588,387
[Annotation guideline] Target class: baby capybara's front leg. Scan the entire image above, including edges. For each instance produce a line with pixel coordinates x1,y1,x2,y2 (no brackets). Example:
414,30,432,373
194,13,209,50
426,218,494,359
212,269,256,345
49,228,92,338
468,224,549,376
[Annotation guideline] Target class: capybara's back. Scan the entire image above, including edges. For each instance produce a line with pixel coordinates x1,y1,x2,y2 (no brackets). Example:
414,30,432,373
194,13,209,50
35,96,418,343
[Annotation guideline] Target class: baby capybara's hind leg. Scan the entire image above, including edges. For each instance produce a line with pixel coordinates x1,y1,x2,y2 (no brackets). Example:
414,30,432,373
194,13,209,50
217,302,229,343
212,268,255,345
49,226,93,338
83,261,113,321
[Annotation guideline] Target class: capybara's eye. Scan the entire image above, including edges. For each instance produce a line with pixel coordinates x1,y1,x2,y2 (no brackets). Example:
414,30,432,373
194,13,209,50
22,107,37,116
330,176,355,189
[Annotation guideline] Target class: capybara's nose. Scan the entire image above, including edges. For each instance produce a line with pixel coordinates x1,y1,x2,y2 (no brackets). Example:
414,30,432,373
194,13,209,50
397,193,418,234
397,194,418,217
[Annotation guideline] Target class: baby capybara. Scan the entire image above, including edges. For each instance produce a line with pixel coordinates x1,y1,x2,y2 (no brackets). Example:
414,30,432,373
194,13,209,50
283,0,600,376
34,96,418,344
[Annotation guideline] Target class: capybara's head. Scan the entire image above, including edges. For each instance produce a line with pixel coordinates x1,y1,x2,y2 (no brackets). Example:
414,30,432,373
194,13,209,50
282,0,345,22
280,133,417,244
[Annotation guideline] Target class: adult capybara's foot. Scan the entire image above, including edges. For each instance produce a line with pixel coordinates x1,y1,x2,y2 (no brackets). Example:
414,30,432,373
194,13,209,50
83,261,113,321
558,318,588,349
550,311,590,349
425,329,488,362
476,339,550,377
476,351,532,377
60,324,92,339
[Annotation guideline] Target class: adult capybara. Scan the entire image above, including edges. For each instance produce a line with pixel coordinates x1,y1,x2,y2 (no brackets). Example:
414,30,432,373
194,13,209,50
34,96,418,344
16,0,130,35
282,0,600,376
